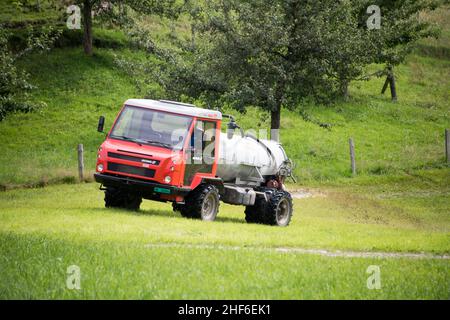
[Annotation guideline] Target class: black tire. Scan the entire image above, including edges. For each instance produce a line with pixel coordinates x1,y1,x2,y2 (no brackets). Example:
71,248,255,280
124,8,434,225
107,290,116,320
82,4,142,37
262,190,293,226
244,196,266,224
244,187,275,224
180,184,220,221
244,205,258,223
172,202,184,212
104,187,142,211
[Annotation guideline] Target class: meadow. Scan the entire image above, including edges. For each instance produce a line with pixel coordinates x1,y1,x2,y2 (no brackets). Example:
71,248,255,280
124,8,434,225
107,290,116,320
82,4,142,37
0,180,448,299
0,13,448,186
0,3,448,300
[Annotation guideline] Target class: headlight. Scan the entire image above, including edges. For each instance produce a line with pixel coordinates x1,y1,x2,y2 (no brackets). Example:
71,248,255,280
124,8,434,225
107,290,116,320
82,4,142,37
164,175,172,184
97,164,104,172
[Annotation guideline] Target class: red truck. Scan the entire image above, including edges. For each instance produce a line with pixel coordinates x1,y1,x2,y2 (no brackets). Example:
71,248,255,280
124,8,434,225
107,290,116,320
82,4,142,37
94,99,294,226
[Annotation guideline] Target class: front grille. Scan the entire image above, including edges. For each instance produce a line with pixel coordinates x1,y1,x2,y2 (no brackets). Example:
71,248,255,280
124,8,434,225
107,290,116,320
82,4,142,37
108,152,160,165
107,162,155,178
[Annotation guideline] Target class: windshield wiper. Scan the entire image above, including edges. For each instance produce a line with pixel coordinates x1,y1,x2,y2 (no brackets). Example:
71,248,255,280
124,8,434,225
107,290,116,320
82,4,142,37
111,135,143,145
111,135,172,149
143,140,173,149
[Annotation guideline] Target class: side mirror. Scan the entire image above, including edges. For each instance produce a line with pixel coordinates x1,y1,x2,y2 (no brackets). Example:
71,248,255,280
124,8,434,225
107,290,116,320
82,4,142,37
227,128,234,139
227,120,238,139
97,116,105,133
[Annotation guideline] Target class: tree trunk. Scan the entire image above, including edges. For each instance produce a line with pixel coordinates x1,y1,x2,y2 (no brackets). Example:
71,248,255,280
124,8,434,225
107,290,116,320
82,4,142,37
340,80,349,101
83,0,93,56
270,105,281,142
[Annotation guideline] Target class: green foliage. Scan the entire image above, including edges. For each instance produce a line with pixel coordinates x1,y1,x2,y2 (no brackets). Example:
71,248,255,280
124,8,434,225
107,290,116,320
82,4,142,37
73,0,184,54
0,3,448,185
130,0,444,120
0,43,448,186
0,25,59,120
56,27,129,49
151,0,343,112
0,0,61,26
361,0,442,66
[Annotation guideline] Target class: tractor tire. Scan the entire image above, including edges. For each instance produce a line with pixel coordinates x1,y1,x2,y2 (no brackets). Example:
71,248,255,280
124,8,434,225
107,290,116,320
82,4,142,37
244,196,266,224
104,187,142,211
245,187,275,224
172,202,184,212
262,190,293,226
180,184,220,221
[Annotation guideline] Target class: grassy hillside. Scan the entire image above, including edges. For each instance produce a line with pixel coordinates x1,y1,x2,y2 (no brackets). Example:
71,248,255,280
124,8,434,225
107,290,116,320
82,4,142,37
0,47,448,187
0,4,448,301
0,0,59,26
0,5,448,187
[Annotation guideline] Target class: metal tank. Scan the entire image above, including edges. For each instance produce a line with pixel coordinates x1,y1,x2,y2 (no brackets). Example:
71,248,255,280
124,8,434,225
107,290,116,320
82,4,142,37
216,131,290,185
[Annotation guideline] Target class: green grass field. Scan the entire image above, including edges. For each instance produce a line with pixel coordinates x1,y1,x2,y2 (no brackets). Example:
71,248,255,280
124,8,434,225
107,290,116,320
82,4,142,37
0,178,448,299
0,3,449,300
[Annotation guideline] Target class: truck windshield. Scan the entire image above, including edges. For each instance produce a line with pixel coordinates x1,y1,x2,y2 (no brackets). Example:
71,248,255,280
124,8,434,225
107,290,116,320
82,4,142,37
110,105,192,150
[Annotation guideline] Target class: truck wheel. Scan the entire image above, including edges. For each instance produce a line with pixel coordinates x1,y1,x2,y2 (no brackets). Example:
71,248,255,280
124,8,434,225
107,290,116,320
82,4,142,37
244,205,258,223
180,184,220,221
172,202,185,213
244,196,266,224
104,187,142,211
263,190,293,226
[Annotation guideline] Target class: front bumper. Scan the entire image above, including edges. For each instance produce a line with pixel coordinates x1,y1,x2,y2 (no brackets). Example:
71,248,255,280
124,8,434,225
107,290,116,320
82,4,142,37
94,173,191,197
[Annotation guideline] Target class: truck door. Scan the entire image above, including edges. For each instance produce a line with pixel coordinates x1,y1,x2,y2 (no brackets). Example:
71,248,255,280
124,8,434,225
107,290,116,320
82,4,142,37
183,119,217,187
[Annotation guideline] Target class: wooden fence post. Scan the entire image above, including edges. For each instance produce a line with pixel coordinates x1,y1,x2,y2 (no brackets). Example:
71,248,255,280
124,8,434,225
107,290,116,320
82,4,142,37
389,73,397,102
381,77,389,95
446,129,450,163
381,66,397,102
78,144,84,182
349,138,356,175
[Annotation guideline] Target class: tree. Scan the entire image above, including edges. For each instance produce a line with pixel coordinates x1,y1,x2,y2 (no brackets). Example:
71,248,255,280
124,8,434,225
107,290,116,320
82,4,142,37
0,26,60,121
117,0,443,140
361,0,441,66
318,1,379,100
348,0,442,100
304,0,441,101
151,0,343,141
76,0,182,55
82,0,94,55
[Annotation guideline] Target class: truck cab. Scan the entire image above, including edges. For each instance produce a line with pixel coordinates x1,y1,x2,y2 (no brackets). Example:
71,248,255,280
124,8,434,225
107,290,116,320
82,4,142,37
95,99,294,226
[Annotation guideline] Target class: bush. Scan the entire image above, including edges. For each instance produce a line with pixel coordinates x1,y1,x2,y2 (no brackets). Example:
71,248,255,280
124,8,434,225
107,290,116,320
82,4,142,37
0,97,43,121
0,26,59,121
56,28,129,49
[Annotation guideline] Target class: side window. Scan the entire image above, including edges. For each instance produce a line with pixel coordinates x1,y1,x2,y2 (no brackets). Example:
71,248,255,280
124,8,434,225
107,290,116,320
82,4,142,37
184,120,217,186
202,121,216,162
190,120,216,161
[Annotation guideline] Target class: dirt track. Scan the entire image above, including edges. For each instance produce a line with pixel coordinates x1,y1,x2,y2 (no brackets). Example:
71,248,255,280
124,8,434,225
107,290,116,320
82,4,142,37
144,243,450,260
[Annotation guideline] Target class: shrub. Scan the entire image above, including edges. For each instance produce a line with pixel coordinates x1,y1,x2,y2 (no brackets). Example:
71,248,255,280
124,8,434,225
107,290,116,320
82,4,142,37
0,26,59,121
